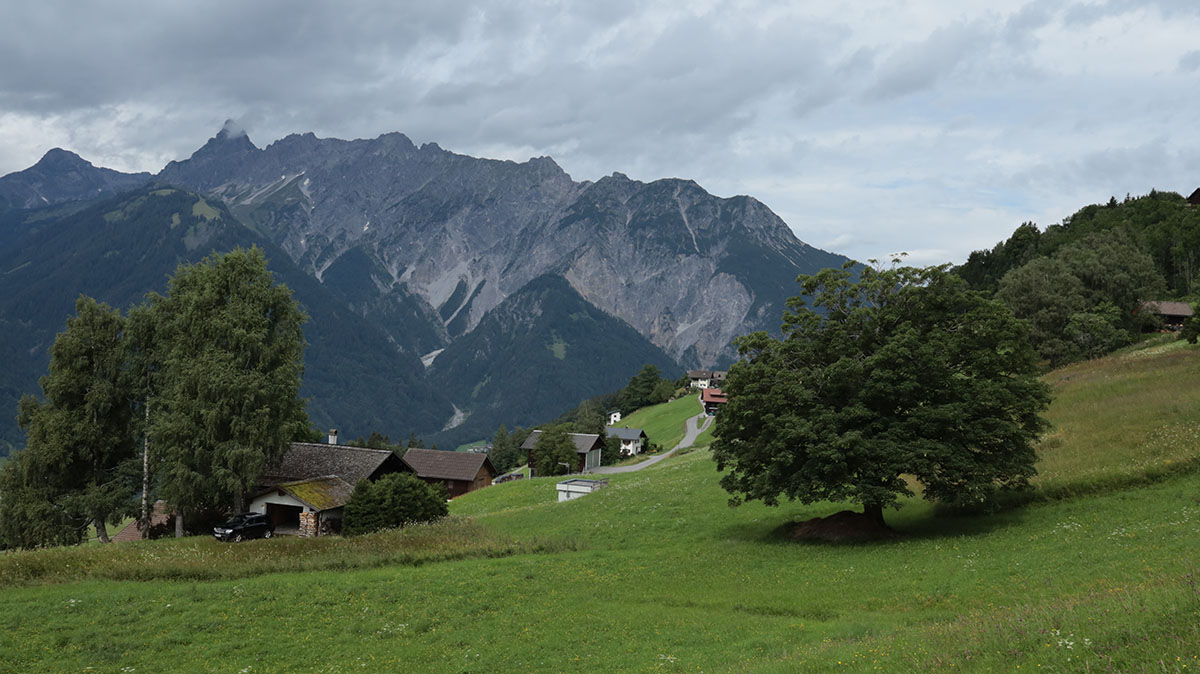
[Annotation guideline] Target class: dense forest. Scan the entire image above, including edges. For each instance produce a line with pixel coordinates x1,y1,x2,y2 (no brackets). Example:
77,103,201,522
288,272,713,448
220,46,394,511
954,190,1200,365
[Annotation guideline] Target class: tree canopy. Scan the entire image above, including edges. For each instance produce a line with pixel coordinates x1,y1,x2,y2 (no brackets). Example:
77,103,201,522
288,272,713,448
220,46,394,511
0,297,138,547
532,425,578,476
712,263,1051,526
148,247,308,524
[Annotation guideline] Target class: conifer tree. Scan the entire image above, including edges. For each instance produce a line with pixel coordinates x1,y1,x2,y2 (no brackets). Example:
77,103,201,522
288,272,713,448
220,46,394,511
0,297,137,547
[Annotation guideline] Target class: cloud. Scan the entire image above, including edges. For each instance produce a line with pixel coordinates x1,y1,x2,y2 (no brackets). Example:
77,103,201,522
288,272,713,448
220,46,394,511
864,22,988,101
2,1,1200,267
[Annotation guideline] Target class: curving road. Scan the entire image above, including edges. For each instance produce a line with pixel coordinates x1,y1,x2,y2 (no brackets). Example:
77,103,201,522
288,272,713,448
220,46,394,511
590,396,712,474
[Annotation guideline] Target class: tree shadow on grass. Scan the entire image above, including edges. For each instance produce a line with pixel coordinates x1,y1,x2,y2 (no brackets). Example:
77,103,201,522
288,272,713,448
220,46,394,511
716,500,1033,548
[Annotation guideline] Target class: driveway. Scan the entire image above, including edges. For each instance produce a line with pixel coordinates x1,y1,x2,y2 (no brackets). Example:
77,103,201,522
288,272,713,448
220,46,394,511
590,397,712,475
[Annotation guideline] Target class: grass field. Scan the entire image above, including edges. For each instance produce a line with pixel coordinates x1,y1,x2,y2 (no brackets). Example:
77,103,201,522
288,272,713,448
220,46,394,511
3,343,1200,672
617,393,703,449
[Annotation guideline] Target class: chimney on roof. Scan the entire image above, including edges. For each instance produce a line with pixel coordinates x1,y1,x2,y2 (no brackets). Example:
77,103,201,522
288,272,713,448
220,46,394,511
328,429,338,445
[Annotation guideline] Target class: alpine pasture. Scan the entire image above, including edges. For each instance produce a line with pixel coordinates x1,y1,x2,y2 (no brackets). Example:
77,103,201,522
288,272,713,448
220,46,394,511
2,339,1199,672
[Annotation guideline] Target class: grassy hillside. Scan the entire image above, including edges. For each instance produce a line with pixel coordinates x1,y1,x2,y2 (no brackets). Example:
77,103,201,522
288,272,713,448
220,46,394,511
616,393,702,449
3,341,1200,672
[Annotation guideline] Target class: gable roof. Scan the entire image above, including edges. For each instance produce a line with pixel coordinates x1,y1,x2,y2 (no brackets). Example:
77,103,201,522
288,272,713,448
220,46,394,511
1188,188,1200,205
402,448,496,481
110,500,170,543
606,426,647,441
520,431,605,454
701,388,728,404
265,475,355,511
687,369,712,379
262,442,408,486
1140,300,1194,317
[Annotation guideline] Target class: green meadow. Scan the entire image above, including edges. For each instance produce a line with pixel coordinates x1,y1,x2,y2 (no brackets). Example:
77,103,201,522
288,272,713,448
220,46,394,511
617,393,703,449
2,340,1200,672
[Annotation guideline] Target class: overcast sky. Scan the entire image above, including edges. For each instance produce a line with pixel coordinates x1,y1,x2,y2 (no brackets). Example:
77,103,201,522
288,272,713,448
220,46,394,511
3,1,1199,265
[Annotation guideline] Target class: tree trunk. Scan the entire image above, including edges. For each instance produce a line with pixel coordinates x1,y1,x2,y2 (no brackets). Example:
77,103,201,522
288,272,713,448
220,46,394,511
96,519,110,544
233,490,244,514
863,502,886,528
175,513,184,538
139,403,150,539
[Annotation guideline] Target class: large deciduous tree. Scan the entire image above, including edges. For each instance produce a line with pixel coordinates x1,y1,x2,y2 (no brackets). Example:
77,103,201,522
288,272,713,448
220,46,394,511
150,247,307,534
712,262,1051,527
532,425,578,476
0,297,137,547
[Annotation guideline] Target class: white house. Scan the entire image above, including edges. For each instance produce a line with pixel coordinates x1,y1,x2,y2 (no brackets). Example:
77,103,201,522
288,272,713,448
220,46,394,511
608,410,622,425
605,426,648,456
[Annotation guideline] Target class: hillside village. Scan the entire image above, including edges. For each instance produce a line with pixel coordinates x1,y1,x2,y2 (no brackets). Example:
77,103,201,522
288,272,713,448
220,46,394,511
107,372,726,541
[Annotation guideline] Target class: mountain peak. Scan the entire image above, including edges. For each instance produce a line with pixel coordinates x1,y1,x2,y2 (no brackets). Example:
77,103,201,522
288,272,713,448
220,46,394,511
216,118,249,141
33,148,92,171
194,119,258,157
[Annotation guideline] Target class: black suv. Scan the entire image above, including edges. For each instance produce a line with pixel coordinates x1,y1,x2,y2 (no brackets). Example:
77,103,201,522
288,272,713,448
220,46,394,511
213,513,274,542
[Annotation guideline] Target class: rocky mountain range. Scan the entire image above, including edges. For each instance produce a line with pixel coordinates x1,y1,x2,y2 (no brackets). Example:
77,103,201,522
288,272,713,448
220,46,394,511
0,122,849,449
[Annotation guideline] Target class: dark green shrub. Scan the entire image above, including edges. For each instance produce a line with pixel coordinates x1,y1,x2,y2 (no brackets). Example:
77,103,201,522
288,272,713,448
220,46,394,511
342,473,448,536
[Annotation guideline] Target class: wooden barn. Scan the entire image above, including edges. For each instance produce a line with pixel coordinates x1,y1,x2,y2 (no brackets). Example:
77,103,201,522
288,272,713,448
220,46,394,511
401,448,497,498
522,432,605,476
1139,300,1195,330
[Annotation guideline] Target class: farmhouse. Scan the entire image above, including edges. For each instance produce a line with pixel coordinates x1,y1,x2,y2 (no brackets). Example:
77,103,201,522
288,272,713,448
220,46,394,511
255,441,411,535
1139,300,1194,330
402,448,496,498
249,475,354,537
687,369,712,389
701,388,728,415
522,431,605,476
606,426,648,456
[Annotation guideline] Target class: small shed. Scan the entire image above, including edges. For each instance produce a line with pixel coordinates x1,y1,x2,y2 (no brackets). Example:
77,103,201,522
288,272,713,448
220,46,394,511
522,431,605,476
605,426,648,456
249,475,354,537
556,478,608,502
402,448,496,498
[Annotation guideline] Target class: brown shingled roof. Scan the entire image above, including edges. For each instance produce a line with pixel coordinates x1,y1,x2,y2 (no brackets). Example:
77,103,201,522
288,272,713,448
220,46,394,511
110,500,170,542
261,442,408,486
1141,300,1194,317
402,448,496,481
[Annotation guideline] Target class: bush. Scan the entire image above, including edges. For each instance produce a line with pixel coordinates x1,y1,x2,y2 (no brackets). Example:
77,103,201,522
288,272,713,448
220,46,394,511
342,473,448,536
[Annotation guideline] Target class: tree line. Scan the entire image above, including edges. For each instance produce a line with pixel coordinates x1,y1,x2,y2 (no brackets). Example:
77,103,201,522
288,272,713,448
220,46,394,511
0,247,308,549
955,190,1200,365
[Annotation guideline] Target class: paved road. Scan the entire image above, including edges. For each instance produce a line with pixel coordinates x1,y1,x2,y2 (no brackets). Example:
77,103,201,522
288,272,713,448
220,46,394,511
591,396,712,474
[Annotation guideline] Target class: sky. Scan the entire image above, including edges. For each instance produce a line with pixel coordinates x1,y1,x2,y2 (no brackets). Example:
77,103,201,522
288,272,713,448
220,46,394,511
3,0,1199,265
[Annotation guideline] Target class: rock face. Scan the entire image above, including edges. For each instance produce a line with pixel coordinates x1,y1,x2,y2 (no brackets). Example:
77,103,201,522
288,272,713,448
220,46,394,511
153,126,848,366
0,125,852,447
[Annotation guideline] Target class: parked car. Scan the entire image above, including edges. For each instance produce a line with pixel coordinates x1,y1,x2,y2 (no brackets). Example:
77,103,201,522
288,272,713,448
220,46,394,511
213,512,274,542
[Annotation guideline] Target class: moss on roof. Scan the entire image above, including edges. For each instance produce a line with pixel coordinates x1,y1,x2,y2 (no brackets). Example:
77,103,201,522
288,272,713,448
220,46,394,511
278,476,355,511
